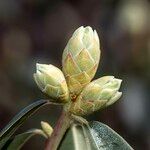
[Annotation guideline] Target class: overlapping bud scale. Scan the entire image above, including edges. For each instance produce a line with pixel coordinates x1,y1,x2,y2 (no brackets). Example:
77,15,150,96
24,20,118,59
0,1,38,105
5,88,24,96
34,63,69,103
70,76,122,116
33,26,122,116
62,26,100,96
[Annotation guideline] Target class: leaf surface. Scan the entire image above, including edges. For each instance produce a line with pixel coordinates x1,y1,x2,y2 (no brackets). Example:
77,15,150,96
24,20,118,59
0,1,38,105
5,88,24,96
59,121,133,150
0,100,49,148
2,129,46,150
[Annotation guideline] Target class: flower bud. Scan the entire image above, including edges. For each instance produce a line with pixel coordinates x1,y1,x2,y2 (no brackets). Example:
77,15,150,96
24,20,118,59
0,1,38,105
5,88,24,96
41,121,53,137
62,26,100,97
70,76,122,116
34,63,69,103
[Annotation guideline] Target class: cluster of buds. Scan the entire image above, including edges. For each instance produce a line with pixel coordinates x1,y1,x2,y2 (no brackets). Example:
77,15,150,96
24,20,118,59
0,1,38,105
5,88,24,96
34,26,122,116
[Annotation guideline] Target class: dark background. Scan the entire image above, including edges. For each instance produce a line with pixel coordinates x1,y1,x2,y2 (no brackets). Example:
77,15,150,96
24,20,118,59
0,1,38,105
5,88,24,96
0,0,150,149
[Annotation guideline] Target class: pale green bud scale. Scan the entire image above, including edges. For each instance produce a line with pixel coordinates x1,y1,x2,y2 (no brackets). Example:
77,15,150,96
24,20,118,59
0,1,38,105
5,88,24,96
62,26,101,96
33,26,123,116
106,92,122,106
70,76,122,115
34,63,69,103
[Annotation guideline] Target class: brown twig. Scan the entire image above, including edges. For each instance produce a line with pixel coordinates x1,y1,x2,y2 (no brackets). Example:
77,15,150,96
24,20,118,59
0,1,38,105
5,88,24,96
44,111,72,150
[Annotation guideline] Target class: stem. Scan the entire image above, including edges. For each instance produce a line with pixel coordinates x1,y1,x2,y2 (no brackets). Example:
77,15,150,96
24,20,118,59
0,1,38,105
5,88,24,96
44,110,72,150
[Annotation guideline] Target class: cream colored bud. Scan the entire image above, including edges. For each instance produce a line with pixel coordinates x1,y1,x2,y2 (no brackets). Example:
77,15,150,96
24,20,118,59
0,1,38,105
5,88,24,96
62,26,100,97
34,63,69,103
41,121,53,137
70,76,122,116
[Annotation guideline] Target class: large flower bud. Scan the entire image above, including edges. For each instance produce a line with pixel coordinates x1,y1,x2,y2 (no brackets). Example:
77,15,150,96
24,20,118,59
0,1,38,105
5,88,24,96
34,63,69,103
62,26,100,97
70,76,122,116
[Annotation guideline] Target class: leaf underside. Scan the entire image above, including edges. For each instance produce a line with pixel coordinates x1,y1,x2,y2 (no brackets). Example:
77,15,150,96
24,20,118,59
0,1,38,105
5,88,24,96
59,121,133,150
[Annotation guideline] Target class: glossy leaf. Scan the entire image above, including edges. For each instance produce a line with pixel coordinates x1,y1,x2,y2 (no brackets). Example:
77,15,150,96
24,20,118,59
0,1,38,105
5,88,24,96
0,100,49,148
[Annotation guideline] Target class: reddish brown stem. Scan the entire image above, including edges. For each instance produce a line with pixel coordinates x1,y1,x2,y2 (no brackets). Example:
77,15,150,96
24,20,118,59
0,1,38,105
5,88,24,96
44,111,72,150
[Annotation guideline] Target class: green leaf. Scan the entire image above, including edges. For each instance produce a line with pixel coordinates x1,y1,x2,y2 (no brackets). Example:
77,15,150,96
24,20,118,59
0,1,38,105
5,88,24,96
2,129,46,150
59,124,96,150
0,100,49,148
88,121,133,150
59,121,133,150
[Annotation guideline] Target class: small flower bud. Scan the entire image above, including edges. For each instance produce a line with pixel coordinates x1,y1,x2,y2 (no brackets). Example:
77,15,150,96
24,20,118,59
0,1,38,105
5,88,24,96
34,63,69,103
41,121,53,137
62,26,100,97
70,76,122,116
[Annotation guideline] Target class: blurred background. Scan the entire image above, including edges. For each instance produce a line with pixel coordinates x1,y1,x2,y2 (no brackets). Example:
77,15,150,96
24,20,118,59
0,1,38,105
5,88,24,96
0,0,149,149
